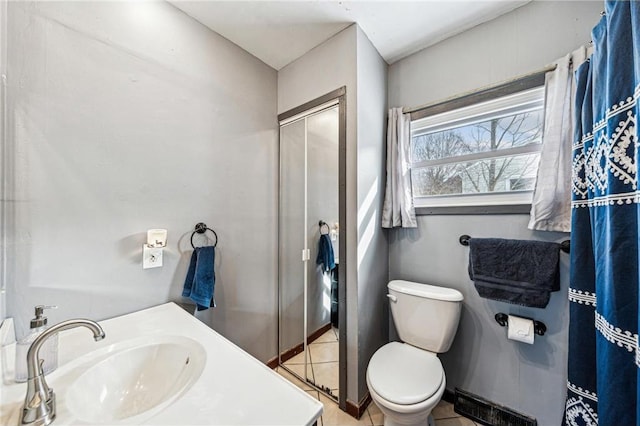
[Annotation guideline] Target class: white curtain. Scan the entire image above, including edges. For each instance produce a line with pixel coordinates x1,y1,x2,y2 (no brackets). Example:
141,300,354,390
382,108,417,228
528,47,587,232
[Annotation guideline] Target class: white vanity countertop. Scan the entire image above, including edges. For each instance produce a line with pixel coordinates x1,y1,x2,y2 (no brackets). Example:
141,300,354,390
0,303,323,425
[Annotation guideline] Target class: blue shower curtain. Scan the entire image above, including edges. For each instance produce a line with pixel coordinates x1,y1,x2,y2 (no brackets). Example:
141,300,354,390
566,1,640,425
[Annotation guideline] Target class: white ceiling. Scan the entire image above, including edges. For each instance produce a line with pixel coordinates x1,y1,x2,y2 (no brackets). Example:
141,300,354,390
169,1,530,70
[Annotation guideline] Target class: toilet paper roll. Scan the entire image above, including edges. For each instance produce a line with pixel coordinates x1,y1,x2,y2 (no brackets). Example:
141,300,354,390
507,315,534,344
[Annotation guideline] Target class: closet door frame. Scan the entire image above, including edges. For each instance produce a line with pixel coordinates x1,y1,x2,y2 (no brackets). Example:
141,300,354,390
277,86,347,410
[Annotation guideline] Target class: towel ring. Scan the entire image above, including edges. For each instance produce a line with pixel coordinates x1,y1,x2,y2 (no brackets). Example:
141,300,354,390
190,222,218,249
319,220,330,235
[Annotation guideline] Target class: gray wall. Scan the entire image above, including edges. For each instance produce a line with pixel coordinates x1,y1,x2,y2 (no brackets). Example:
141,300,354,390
5,1,279,363
355,26,389,402
278,24,360,403
0,0,7,324
278,24,390,404
389,1,601,108
387,2,601,424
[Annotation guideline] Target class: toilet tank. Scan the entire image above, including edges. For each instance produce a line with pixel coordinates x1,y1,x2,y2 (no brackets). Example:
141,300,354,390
388,280,463,353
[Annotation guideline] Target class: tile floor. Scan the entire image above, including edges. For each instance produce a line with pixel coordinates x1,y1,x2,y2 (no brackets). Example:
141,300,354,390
276,331,482,426
276,365,481,425
282,327,339,397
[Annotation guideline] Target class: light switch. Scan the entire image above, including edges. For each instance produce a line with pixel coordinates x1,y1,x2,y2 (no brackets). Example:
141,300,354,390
143,244,163,269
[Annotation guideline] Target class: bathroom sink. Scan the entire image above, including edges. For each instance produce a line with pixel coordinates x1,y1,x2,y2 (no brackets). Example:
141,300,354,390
64,336,206,424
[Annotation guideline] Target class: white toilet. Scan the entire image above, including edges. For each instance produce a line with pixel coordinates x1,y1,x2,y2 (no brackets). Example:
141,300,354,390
366,280,464,426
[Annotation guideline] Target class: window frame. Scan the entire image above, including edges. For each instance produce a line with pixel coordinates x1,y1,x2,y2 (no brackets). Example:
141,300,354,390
407,72,547,215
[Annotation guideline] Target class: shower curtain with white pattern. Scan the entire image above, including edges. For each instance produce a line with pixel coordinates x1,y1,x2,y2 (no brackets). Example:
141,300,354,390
565,1,640,425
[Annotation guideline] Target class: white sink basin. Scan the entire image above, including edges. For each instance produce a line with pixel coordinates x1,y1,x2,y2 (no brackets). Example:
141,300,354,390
64,336,206,424
1,304,322,425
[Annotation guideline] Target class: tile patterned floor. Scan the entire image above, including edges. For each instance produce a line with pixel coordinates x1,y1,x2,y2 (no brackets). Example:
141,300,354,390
279,328,482,425
283,328,339,397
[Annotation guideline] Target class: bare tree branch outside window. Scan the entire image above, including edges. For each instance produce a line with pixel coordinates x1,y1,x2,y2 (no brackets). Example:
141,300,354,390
411,110,543,197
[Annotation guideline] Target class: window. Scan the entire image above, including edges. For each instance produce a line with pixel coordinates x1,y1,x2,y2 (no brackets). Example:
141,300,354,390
410,87,544,208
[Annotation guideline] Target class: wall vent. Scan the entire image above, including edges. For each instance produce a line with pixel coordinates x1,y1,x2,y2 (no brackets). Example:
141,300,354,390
453,388,537,426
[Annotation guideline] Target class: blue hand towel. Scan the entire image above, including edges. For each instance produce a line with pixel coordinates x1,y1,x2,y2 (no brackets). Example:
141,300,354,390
182,246,216,311
316,234,336,272
468,238,560,308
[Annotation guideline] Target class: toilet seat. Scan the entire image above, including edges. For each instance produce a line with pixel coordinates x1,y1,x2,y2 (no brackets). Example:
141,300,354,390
367,342,444,405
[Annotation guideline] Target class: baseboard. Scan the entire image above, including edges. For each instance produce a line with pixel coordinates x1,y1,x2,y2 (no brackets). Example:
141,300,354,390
307,322,333,344
443,388,455,403
346,392,372,420
275,323,333,365
266,355,279,369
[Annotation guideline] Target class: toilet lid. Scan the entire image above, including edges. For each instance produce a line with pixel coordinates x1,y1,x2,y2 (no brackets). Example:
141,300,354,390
367,342,443,405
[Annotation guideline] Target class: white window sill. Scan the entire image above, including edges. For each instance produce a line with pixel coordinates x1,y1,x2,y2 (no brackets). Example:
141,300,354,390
415,204,531,215
413,191,532,215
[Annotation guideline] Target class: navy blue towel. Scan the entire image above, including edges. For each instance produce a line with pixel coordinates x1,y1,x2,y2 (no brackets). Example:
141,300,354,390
316,234,336,272
182,246,216,311
468,238,560,308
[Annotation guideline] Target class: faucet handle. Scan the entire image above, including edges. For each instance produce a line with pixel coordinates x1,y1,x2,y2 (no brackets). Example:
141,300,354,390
34,305,58,314
31,306,58,328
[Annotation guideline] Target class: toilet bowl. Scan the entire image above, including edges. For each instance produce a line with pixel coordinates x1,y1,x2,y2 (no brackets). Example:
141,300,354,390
366,281,463,426
367,342,445,426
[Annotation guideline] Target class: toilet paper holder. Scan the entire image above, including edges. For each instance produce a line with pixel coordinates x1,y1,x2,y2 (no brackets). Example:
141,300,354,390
495,313,546,336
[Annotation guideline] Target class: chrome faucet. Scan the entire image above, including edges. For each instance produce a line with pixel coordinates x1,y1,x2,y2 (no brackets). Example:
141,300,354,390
21,319,106,426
